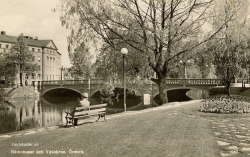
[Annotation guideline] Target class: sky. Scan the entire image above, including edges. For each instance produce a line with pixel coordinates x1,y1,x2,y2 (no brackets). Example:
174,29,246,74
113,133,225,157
0,0,71,67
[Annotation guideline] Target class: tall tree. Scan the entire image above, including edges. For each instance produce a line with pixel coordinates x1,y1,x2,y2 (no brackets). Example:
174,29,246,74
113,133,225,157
56,0,232,104
5,34,38,87
68,42,92,78
209,0,250,95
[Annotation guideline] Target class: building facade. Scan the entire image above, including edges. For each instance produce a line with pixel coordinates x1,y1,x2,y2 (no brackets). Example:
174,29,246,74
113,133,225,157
0,31,61,84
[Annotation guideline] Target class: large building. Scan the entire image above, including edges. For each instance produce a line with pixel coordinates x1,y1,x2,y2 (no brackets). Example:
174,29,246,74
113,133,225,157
0,31,61,83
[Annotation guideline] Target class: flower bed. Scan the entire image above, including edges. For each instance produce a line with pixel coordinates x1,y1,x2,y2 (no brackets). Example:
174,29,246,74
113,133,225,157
200,95,250,114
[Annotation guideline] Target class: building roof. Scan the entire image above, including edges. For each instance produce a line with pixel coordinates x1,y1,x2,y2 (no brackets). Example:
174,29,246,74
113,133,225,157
0,34,17,43
0,33,58,50
25,38,43,47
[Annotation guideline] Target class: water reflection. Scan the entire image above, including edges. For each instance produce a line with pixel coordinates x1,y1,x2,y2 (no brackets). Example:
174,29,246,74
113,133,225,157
186,89,209,99
0,99,42,134
0,88,208,134
0,95,143,134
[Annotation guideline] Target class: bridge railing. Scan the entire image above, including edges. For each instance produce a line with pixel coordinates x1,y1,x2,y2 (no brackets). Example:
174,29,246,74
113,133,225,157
90,79,104,84
188,79,222,85
165,79,222,85
41,80,90,85
41,78,223,86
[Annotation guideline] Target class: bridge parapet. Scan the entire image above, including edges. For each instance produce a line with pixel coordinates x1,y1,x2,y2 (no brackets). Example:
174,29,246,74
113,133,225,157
41,80,90,85
165,79,222,85
41,78,223,86
188,79,222,85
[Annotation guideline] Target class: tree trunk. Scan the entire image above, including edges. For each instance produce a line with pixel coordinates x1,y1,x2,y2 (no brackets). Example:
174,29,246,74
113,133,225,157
158,78,168,105
225,82,231,96
19,72,23,87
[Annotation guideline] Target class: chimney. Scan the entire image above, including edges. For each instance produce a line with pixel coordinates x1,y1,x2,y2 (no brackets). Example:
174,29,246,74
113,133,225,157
35,36,38,40
1,31,6,35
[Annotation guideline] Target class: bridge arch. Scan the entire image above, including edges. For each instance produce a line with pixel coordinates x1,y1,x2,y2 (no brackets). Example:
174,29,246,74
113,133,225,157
153,87,209,105
165,86,209,91
152,87,203,98
42,87,82,97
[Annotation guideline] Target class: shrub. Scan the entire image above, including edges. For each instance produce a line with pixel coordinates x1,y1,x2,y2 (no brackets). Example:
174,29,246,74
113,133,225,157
200,95,250,114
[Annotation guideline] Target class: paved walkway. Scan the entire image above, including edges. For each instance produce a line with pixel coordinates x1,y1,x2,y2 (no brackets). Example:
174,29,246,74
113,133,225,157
211,118,250,156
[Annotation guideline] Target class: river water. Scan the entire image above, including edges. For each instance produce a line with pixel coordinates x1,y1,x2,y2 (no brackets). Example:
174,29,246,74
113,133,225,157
0,88,208,134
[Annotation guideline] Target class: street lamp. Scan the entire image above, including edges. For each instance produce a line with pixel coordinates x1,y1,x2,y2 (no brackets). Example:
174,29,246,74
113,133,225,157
180,60,190,79
206,64,214,78
121,48,128,112
59,66,66,80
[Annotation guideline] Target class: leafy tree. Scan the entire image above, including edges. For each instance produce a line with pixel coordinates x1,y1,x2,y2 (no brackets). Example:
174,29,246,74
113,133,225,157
0,55,6,80
5,34,39,87
68,42,92,78
209,0,250,95
0,54,17,87
56,0,232,104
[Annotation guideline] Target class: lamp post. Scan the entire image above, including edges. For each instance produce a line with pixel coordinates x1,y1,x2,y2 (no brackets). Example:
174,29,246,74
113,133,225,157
59,66,66,80
121,48,128,112
180,60,190,79
206,64,214,78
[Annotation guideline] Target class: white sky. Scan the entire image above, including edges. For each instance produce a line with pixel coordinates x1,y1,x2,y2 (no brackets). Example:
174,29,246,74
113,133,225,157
0,0,71,67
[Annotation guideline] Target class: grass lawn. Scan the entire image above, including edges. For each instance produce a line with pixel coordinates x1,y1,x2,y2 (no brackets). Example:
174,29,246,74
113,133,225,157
0,101,241,157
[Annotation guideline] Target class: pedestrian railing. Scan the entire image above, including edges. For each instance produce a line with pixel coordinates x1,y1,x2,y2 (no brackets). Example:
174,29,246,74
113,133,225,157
40,78,226,86
165,79,222,85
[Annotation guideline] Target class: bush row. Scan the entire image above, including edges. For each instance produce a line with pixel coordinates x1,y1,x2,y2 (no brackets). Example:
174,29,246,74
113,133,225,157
200,95,250,114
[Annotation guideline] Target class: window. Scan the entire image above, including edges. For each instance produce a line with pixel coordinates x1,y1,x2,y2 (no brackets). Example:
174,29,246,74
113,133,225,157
31,73,35,79
38,102,40,114
6,45,9,49
38,57,41,61
26,107,29,116
38,49,40,52
38,65,40,70
32,106,35,116
25,74,29,79
0,44,1,48
37,74,41,79
32,56,35,61
32,48,35,52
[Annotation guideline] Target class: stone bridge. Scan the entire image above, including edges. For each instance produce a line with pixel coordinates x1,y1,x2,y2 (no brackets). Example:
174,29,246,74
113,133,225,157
38,78,223,100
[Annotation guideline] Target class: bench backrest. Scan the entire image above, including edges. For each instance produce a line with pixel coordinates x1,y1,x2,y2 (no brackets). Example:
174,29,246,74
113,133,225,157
73,103,107,117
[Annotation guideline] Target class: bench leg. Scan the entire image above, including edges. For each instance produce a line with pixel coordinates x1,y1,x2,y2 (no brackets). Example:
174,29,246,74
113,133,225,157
74,118,78,127
65,117,68,128
103,113,107,122
96,114,101,122
96,113,107,122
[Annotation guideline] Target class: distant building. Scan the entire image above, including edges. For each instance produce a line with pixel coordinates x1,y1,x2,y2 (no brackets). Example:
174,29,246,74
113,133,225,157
0,31,61,84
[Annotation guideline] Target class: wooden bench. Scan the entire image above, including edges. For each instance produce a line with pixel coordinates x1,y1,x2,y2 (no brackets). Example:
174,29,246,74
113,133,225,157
65,103,107,128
